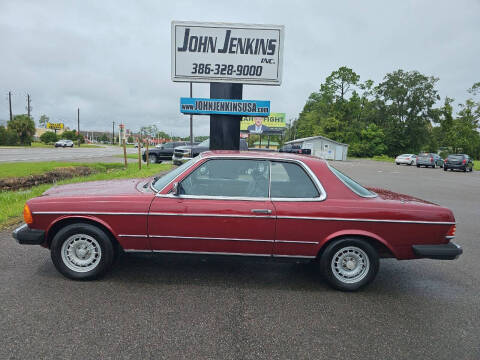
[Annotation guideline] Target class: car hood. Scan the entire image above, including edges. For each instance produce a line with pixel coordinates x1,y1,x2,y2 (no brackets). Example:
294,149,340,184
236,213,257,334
43,178,149,197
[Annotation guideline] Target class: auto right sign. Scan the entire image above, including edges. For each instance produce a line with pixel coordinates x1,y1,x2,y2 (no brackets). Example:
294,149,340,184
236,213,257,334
172,21,284,85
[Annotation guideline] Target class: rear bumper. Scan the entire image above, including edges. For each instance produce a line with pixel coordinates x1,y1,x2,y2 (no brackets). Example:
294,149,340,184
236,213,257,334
444,164,465,169
12,224,45,245
412,242,462,260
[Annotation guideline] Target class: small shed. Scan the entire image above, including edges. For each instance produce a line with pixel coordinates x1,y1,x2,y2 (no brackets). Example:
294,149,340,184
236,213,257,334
286,135,348,160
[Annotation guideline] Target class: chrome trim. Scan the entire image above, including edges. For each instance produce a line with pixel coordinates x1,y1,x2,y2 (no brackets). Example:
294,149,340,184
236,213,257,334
149,234,274,243
277,216,455,225
124,249,152,253
118,234,148,238
155,155,327,202
275,240,319,244
32,211,148,216
149,212,275,219
446,235,456,240
272,254,316,259
151,250,271,257
327,163,377,198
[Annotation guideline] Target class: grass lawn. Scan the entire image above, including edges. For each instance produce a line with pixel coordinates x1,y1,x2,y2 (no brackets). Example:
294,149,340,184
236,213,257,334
115,153,141,160
0,162,172,227
0,161,123,179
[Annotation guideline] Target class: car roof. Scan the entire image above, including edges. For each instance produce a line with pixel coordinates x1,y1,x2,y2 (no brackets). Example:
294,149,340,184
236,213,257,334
201,150,326,163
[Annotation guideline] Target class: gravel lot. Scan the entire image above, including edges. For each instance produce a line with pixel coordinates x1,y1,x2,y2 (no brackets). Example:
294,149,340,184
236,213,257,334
0,159,478,359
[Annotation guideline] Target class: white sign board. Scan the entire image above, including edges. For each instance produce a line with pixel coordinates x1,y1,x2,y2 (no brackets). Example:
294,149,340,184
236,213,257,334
172,21,284,85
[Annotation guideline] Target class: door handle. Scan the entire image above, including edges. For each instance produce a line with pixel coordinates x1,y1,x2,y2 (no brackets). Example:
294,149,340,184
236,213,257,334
251,209,272,214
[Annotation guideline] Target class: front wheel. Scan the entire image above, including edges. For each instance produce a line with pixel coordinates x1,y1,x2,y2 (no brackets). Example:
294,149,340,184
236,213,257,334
50,223,115,280
148,154,157,164
319,238,379,291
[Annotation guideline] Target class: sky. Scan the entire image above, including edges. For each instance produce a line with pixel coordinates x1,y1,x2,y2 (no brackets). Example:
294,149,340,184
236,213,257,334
1,0,479,136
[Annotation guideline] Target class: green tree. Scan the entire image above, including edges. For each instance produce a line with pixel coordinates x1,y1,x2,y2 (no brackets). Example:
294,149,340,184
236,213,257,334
40,131,58,144
8,114,36,145
375,70,440,155
350,124,386,157
127,135,134,143
38,114,49,128
0,126,19,145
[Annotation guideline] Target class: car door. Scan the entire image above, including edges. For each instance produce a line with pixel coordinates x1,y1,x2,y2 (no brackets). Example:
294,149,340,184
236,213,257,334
148,158,276,256
270,160,326,259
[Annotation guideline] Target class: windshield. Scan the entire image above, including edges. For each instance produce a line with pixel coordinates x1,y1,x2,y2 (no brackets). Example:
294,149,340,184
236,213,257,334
152,158,197,191
329,165,376,198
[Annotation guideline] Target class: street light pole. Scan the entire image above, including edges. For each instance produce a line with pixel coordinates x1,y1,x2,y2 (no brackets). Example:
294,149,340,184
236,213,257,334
112,121,115,145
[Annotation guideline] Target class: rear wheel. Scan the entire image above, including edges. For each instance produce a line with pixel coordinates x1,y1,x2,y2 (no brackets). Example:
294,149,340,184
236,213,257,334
50,223,115,280
409,161,414,166
319,238,379,291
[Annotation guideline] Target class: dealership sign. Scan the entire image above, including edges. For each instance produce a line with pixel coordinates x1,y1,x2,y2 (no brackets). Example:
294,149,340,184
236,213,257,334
172,21,284,85
180,98,270,116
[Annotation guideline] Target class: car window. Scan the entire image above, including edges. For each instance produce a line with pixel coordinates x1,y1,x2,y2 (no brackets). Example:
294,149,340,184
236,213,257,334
329,165,376,198
163,143,174,148
270,161,320,198
152,158,197,191
180,159,269,198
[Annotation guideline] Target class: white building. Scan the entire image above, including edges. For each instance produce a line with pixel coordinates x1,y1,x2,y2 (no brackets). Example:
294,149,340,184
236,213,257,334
286,135,348,160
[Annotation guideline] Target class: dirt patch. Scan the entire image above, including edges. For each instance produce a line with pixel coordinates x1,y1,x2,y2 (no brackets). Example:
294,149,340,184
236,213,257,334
0,167,96,191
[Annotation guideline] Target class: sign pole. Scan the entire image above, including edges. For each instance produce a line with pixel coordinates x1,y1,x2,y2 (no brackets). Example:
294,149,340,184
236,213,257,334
209,83,243,150
189,82,193,147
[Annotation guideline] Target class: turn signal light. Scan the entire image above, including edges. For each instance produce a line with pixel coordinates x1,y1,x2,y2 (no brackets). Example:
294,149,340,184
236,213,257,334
446,225,456,237
23,204,33,225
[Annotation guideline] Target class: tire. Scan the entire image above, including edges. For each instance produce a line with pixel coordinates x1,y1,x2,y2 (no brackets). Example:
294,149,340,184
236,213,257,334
396,162,400,165
148,154,157,164
409,161,414,166
432,163,436,169
463,166,467,172
50,223,115,280
319,238,379,291
416,165,420,168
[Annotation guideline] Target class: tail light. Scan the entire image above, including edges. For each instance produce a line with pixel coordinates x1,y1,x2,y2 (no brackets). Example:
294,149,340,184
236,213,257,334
446,224,456,237
462,159,466,164
23,204,33,225
430,157,433,162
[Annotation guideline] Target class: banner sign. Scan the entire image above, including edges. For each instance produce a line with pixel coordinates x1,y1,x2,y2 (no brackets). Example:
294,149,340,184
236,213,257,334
180,97,270,116
46,122,64,130
172,21,284,85
241,112,286,134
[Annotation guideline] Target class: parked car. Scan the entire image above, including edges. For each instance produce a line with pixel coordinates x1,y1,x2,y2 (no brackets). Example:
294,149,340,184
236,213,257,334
279,144,311,155
395,154,417,166
172,138,248,165
55,140,74,148
13,151,461,291
416,153,444,168
444,154,474,172
142,141,190,163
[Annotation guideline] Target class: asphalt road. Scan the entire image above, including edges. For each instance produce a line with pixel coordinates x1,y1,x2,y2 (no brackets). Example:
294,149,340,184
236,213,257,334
1,159,479,359
0,145,138,163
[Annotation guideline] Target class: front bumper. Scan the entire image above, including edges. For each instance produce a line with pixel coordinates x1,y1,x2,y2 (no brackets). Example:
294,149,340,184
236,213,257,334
12,224,45,245
172,155,192,165
412,241,462,260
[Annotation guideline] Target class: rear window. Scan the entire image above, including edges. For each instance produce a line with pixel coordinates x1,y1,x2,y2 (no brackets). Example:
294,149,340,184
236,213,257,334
447,155,464,160
418,153,429,157
329,165,376,198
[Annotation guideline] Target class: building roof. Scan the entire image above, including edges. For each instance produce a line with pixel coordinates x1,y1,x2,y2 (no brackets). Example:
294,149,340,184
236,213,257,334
286,135,348,147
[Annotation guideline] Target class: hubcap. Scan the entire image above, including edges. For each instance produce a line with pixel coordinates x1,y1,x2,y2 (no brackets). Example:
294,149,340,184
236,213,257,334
331,246,370,284
61,234,102,272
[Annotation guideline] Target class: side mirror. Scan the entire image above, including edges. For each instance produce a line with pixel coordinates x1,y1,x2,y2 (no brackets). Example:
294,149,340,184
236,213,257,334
172,182,180,196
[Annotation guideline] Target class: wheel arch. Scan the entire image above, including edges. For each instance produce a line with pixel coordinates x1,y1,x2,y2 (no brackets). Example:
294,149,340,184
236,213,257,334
46,216,121,251
317,230,397,259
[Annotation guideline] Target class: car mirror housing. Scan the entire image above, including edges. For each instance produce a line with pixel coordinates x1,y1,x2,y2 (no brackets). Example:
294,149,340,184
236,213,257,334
172,182,179,196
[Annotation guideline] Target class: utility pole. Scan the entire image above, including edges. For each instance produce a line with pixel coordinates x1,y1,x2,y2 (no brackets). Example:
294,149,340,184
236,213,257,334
27,94,31,119
8,91,13,122
189,82,193,147
112,121,115,145
77,108,81,147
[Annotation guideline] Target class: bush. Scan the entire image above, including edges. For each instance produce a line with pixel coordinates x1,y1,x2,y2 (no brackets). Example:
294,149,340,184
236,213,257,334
40,131,58,144
8,115,36,145
0,126,20,145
